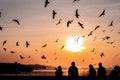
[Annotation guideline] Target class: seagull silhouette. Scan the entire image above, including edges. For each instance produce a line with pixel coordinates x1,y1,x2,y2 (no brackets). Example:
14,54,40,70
12,19,20,25
103,36,110,40
0,26,3,31
99,9,105,17
100,52,104,58
41,55,46,59
75,9,79,18
94,25,100,31
88,31,93,37
3,48,7,52
67,20,73,27
41,43,47,48
73,0,80,3
2,40,7,46
16,41,19,46
55,39,59,42
56,19,61,25
26,41,30,48
52,10,56,19
90,48,95,52
60,45,64,50
44,0,50,8
78,22,84,29
108,20,113,27
19,55,25,59
10,51,15,54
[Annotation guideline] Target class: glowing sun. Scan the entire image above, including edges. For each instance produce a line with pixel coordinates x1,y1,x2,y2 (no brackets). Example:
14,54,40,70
65,36,84,52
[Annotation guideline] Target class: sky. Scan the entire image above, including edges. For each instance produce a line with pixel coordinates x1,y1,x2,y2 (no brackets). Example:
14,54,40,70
0,0,120,68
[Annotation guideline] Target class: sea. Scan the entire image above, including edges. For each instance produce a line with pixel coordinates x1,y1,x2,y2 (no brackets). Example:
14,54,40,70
0,67,113,76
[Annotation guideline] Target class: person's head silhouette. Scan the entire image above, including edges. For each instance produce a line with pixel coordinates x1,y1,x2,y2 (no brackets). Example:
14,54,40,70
58,66,62,71
99,62,102,67
89,64,93,69
71,62,75,66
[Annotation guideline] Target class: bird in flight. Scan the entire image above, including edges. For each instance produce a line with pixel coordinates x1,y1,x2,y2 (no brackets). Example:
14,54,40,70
99,9,105,17
10,51,15,54
41,43,47,48
0,26,3,31
16,41,19,46
60,45,64,50
12,19,20,25
44,0,50,8
52,10,57,19
19,55,25,59
108,20,113,27
67,20,73,27
88,31,93,37
26,41,30,48
103,36,110,40
94,25,100,31
78,22,84,29
100,52,104,58
56,19,61,25
3,48,7,52
54,39,59,42
73,0,80,3
2,40,7,46
90,48,95,52
41,55,46,59
75,9,79,18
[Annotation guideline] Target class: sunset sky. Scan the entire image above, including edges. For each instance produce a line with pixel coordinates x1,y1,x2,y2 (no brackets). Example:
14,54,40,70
0,0,120,68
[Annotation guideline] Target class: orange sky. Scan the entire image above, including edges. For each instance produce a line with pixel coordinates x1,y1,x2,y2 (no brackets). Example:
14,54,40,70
0,0,120,68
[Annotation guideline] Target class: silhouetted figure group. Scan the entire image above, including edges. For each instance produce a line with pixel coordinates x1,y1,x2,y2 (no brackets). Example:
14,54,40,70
55,62,120,80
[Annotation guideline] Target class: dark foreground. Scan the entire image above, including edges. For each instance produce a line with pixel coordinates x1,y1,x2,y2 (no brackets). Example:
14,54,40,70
0,76,120,80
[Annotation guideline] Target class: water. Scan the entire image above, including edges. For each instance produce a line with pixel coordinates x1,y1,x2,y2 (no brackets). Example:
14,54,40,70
0,68,112,76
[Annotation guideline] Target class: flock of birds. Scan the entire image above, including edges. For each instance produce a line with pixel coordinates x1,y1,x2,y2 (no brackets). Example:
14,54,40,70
0,0,120,64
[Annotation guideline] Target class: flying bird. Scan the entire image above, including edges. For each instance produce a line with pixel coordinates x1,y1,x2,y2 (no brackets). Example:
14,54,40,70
78,22,84,29
55,39,59,42
60,45,64,50
12,19,20,25
10,51,15,54
108,20,113,27
100,52,104,58
56,19,61,25
0,26,3,31
88,31,93,37
67,20,73,27
75,9,79,18
41,55,46,59
19,55,25,59
26,41,30,48
103,36,110,40
90,48,95,52
41,43,47,48
44,0,50,8
99,9,105,17
2,40,7,46
52,10,56,19
73,0,80,3
16,41,19,46
107,42,114,44
3,48,7,52
94,25,100,31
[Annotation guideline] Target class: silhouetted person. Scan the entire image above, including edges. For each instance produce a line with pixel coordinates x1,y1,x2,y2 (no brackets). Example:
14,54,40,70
108,65,120,80
68,62,79,76
55,66,63,76
97,62,106,80
88,64,96,80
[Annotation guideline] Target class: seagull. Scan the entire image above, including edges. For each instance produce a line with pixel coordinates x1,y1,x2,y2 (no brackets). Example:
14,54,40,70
2,40,7,46
44,0,50,8
12,19,20,25
3,48,7,52
106,36,110,40
99,9,105,17
107,42,114,44
78,22,84,29
108,20,113,27
60,45,64,50
100,52,104,58
0,26,3,31
90,48,95,52
55,39,59,42
94,25,100,31
67,20,73,27
41,43,47,48
73,0,80,3
19,55,25,59
10,51,15,54
75,9,79,18
52,10,56,19
88,31,93,37
26,41,30,48
56,19,61,25
28,56,31,59
16,41,19,46
41,55,46,59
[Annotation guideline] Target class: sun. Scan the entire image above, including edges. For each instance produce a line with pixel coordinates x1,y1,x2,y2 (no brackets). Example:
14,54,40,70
65,36,84,52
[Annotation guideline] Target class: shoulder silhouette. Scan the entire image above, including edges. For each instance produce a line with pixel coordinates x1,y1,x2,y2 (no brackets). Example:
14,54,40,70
55,66,63,76
88,64,96,80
